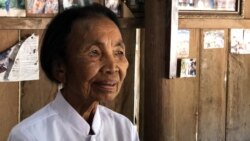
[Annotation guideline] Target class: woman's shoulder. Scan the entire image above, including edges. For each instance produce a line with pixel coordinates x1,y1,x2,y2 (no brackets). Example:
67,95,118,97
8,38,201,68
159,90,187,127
97,105,140,141
17,104,55,127
98,105,133,126
8,103,56,140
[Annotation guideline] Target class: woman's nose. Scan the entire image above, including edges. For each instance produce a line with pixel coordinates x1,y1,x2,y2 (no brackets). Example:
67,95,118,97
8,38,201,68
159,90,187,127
102,55,119,74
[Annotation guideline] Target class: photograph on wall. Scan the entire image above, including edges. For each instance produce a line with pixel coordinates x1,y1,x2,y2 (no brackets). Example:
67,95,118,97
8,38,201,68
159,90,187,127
0,0,25,17
231,29,250,54
203,30,224,49
0,34,39,82
178,0,237,11
26,0,58,16
179,58,196,78
0,42,21,76
104,0,121,17
59,0,92,11
177,29,190,58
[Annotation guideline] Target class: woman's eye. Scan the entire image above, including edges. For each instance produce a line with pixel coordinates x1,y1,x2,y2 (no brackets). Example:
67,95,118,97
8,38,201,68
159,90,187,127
89,49,100,57
115,50,125,56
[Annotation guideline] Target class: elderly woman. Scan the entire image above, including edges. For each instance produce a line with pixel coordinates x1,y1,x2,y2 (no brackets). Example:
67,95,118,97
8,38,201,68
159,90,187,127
8,4,139,141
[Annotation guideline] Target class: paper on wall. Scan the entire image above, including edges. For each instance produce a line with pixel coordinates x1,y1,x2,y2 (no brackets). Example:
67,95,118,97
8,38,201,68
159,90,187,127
0,34,39,82
177,29,190,58
204,30,224,49
231,29,250,54
0,0,26,17
180,58,196,78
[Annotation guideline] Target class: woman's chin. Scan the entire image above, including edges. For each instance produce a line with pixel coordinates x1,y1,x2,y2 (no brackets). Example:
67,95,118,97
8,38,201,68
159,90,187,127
95,93,118,102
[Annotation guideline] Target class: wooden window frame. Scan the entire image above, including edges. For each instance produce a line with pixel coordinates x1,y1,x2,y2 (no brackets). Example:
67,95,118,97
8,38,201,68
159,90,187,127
179,0,244,18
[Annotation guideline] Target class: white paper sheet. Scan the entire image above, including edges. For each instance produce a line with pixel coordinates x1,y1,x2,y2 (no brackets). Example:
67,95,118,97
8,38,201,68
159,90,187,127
0,34,39,82
231,29,250,54
177,29,190,58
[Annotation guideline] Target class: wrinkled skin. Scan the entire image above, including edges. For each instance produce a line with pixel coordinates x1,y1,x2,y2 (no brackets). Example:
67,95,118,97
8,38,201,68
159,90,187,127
54,16,129,122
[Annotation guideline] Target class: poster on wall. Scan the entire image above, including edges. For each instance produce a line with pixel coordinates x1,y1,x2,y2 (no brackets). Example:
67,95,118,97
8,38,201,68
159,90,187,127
179,58,196,78
59,0,93,11
178,0,237,11
26,0,59,16
0,0,26,17
0,34,39,82
231,29,250,54
203,30,224,49
177,29,190,58
104,0,121,17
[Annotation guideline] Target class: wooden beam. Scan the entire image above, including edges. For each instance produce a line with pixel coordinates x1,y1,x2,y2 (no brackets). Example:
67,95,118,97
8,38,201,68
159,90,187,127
4,17,250,30
243,0,250,18
0,30,19,141
0,18,144,30
0,18,51,29
179,19,250,28
144,0,177,141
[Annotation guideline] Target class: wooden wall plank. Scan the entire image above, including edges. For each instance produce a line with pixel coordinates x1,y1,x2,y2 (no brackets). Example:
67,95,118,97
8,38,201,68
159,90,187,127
0,30,19,141
243,0,250,18
0,83,19,141
174,78,198,141
173,29,199,141
20,30,58,120
179,19,250,29
226,55,250,141
0,30,19,52
102,28,136,121
0,18,143,30
198,29,228,141
139,28,145,140
0,18,51,30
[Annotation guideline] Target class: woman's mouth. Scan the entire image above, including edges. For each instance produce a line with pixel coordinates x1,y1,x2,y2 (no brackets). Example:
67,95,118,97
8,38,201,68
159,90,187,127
93,80,118,92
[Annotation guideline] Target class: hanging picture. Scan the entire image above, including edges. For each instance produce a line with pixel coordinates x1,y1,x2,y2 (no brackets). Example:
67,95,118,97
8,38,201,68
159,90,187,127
179,58,196,78
0,34,39,82
59,0,93,11
0,0,25,17
177,29,190,58
203,30,224,49
104,0,121,17
178,0,241,15
231,29,250,54
26,0,58,16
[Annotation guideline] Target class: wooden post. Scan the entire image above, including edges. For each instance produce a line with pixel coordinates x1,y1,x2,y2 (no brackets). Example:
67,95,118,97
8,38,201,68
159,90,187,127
0,30,19,141
144,0,177,141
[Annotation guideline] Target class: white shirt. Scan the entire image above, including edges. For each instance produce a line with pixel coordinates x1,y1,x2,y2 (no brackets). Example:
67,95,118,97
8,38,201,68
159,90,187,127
8,92,139,141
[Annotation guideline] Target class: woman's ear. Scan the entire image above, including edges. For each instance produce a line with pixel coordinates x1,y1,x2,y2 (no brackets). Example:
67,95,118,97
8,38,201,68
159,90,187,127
52,60,66,83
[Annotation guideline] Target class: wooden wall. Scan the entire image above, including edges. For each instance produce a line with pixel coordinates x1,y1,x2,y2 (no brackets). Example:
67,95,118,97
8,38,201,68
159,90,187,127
227,54,250,141
142,0,250,141
0,29,58,141
166,1,250,141
0,31,19,141
198,29,228,141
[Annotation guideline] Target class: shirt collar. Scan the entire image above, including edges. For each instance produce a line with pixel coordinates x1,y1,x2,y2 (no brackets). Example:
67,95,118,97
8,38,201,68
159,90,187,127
92,105,101,134
50,91,102,136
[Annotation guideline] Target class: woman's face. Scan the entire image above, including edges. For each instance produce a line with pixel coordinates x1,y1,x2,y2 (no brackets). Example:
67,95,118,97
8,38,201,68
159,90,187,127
62,17,128,103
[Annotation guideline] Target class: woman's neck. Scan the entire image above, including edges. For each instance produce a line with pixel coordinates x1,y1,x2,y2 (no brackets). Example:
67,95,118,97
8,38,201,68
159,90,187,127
61,88,99,124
